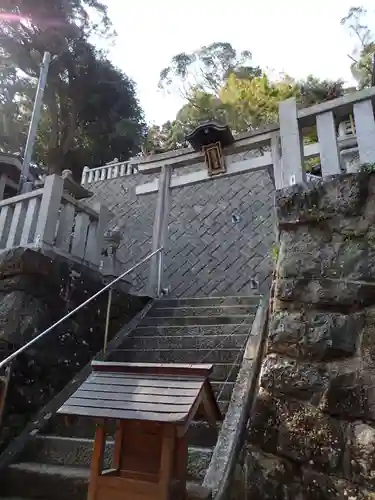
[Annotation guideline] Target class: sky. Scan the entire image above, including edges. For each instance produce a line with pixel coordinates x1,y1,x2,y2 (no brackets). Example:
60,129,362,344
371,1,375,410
102,0,375,125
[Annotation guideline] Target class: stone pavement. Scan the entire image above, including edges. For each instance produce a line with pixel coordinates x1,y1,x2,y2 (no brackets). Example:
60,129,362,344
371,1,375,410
88,168,275,297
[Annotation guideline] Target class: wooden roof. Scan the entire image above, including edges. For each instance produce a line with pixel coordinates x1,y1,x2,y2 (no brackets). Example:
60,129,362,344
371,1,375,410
58,362,222,426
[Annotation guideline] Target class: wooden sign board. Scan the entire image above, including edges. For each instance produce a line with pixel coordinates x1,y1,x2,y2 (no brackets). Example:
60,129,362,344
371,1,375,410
202,142,226,176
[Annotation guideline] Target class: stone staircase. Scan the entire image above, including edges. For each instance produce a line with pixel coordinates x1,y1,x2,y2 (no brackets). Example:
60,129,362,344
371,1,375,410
0,295,260,499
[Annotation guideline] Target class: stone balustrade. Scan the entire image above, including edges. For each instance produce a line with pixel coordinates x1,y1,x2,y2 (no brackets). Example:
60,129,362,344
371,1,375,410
81,160,138,186
0,174,109,268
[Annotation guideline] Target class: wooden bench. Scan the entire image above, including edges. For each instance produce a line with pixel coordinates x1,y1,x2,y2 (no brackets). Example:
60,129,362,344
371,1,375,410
58,361,222,500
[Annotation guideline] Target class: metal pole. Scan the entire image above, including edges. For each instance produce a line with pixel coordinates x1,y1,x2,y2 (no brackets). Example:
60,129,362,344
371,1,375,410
20,51,51,194
157,250,163,296
103,287,113,353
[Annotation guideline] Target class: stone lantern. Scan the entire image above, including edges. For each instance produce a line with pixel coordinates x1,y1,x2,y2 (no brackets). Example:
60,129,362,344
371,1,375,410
100,227,124,283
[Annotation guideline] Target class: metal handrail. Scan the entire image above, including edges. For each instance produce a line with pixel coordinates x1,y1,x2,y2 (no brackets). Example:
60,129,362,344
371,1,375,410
0,247,163,371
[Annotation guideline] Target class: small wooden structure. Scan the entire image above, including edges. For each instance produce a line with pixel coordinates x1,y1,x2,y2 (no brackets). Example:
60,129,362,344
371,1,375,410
58,361,222,500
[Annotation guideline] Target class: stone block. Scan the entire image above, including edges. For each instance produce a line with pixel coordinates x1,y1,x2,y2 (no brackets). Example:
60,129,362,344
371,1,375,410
276,173,370,225
277,401,344,470
276,277,375,308
301,468,374,500
279,225,375,283
319,371,369,420
248,392,345,471
269,310,363,361
351,423,375,489
245,446,299,500
248,391,282,454
260,354,328,401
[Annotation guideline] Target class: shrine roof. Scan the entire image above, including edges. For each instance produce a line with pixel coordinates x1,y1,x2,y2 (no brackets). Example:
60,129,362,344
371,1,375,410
58,361,222,425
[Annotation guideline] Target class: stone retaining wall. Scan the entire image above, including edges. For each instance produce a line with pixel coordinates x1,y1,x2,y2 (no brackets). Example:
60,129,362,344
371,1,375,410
0,248,147,453
88,169,275,297
247,173,375,499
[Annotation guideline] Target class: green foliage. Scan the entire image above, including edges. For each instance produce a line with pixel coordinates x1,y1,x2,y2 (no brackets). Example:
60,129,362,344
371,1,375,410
149,41,345,152
360,162,375,173
159,42,262,96
341,6,375,88
0,0,144,178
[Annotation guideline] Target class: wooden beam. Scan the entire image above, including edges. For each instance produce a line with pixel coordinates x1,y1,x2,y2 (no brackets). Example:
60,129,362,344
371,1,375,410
136,142,320,195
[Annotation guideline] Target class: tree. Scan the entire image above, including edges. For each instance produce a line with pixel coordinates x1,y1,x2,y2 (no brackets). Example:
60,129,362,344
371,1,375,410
33,45,145,177
0,0,144,178
159,42,262,99
341,6,375,88
0,64,35,154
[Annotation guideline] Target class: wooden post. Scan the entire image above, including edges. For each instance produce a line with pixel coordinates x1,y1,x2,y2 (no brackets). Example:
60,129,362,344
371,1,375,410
87,423,106,500
279,98,305,187
113,420,124,471
158,426,175,500
353,99,375,165
316,111,341,176
34,174,64,247
149,165,172,296
175,436,188,500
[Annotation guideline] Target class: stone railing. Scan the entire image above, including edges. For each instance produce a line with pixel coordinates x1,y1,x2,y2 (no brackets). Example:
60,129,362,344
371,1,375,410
135,87,375,196
0,174,109,268
278,87,375,188
81,160,138,186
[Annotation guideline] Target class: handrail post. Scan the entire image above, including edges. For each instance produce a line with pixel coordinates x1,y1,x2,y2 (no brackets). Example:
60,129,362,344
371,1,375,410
103,287,113,353
157,249,163,296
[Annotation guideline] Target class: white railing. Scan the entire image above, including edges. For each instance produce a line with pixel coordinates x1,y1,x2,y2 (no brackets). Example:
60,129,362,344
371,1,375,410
277,87,375,188
0,175,109,267
81,160,139,186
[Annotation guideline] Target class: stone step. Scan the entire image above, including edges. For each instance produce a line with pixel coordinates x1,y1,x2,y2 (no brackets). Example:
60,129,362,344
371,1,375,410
131,324,251,338
2,464,210,500
148,305,256,318
1,463,89,500
139,315,254,327
119,332,249,351
154,296,261,308
20,436,213,482
44,417,221,448
108,347,242,365
105,355,241,382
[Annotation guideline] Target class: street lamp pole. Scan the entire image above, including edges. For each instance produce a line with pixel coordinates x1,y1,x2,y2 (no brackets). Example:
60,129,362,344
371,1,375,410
19,51,51,194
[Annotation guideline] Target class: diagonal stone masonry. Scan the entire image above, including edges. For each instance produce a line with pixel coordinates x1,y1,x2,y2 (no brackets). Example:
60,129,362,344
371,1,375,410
87,169,275,297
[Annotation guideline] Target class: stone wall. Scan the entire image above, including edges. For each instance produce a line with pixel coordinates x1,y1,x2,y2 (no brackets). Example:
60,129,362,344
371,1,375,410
247,173,375,499
0,248,147,453
88,168,275,297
